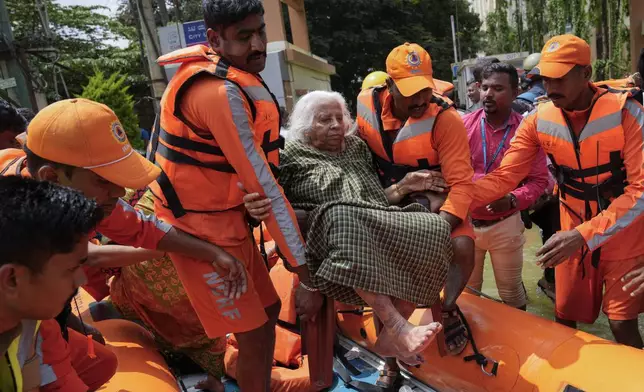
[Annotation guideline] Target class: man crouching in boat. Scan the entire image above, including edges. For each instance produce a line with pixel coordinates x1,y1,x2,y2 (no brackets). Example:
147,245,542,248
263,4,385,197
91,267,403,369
0,176,103,392
471,35,644,348
243,90,451,365
0,98,247,391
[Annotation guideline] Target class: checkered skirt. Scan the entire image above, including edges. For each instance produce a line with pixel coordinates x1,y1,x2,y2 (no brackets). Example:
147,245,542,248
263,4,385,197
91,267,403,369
280,136,452,306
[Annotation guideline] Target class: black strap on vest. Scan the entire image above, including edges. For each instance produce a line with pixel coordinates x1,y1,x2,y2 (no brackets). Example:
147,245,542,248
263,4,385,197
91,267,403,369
0,156,23,176
149,60,284,219
156,170,187,218
370,87,444,188
147,115,161,163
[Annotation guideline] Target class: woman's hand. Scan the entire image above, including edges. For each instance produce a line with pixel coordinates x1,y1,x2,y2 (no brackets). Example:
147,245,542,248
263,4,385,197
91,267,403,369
399,170,448,194
239,182,272,221
295,285,324,322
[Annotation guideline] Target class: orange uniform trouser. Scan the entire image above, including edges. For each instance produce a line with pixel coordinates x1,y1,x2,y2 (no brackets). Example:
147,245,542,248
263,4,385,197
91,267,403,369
451,217,475,240
168,235,280,338
555,254,644,323
38,319,118,392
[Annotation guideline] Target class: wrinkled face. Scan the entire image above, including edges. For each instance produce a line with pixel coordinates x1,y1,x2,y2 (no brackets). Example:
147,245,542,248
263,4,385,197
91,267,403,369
467,83,481,103
207,13,267,74
37,166,125,216
0,236,88,321
543,65,592,110
481,72,517,115
388,80,433,119
306,100,347,153
0,130,21,150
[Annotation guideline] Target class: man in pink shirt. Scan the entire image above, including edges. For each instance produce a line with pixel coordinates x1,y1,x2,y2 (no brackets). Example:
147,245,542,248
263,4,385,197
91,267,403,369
463,63,549,309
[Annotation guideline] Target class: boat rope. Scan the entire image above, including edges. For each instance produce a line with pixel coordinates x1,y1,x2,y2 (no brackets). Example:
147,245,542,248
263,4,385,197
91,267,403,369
458,306,499,377
464,285,504,303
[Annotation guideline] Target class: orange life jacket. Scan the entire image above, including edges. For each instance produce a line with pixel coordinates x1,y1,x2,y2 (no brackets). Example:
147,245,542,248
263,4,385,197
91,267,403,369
269,259,299,325
0,149,27,177
356,86,452,187
593,78,634,89
536,89,630,267
147,45,284,219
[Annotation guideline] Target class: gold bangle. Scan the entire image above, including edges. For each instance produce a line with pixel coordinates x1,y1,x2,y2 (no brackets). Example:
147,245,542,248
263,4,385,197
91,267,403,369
300,282,319,292
394,183,403,198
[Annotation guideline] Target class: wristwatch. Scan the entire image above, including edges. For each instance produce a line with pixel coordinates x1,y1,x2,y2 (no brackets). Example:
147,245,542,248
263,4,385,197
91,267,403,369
508,193,518,209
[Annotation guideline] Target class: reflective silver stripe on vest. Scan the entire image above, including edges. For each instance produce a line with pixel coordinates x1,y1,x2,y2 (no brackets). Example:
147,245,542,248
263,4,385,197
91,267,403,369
395,117,436,143
242,86,274,103
357,99,379,131
578,110,622,142
625,99,644,135
536,118,573,143
225,81,306,266
17,320,37,367
586,193,644,251
585,100,644,251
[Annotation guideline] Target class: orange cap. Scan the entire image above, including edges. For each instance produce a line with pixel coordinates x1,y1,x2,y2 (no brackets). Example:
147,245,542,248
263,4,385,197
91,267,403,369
27,99,160,189
532,34,591,79
386,43,436,97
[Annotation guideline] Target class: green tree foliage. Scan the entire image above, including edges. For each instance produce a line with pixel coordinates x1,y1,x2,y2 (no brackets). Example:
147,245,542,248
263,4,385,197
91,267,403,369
488,0,628,80
588,0,630,79
80,71,143,149
525,0,549,53
305,0,482,111
486,0,518,53
7,0,146,103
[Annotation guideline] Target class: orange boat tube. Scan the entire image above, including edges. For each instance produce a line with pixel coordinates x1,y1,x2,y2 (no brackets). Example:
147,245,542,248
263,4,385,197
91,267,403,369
337,293,644,392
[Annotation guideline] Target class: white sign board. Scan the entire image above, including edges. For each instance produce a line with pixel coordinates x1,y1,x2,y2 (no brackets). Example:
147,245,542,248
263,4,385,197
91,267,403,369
0,77,17,90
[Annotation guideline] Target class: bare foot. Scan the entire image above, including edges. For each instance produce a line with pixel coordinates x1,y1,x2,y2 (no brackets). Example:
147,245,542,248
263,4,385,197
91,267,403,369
195,375,225,392
374,331,397,358
398,353,424,366
374,336,423,366
393,321,442,355
375,321,442,358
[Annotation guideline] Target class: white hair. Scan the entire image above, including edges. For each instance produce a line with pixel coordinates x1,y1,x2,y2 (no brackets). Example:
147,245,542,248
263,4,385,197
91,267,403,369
285,90,355,143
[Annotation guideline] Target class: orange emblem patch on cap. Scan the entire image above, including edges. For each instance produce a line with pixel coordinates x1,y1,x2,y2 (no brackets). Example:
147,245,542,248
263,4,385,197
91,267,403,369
407,51,422,68
111,121,127,144
546,41,561,53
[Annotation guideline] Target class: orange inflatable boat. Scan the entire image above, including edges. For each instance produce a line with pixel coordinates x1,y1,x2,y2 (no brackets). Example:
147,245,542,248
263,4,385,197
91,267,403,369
72,289,180,392
261,251,644,391
336,292,644,392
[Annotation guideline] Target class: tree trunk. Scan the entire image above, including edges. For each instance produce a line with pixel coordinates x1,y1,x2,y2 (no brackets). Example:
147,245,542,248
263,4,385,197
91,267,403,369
600,0,609,63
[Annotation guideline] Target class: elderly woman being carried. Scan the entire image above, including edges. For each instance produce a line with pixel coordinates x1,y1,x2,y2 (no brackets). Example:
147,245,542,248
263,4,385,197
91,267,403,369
246,91,453,363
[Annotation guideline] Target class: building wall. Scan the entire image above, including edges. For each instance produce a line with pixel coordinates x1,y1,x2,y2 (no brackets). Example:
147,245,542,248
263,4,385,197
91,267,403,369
469,0,496,30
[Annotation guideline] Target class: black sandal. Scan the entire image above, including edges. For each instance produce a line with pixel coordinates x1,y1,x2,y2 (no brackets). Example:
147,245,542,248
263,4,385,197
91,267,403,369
442,307,469,355
375,370,402,390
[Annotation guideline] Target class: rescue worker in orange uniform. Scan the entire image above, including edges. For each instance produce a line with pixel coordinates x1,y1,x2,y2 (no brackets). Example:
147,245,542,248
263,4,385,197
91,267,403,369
356,43,475,386
0,98,248,391
471,34,644,348
148,1,319,390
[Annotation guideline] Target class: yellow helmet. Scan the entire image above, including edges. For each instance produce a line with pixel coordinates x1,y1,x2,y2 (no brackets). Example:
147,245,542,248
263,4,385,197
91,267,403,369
361,71,389,91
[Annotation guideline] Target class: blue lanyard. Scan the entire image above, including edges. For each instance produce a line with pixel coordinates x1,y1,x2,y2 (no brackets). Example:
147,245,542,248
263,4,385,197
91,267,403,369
480,117,512,173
